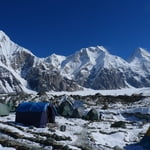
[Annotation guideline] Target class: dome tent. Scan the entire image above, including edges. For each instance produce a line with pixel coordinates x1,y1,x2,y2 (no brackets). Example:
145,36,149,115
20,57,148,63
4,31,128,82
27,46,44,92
15,102,55,128
0,103,10,116
85,108,99,121
58,99,74,117
72,107,84,118
72,100,84,118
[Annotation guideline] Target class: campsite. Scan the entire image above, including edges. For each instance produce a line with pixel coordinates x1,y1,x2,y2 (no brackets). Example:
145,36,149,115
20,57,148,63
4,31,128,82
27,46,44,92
0,88,150,150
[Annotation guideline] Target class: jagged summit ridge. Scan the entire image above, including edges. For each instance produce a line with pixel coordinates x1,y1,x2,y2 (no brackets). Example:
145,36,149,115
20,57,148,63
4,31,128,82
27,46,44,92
45,53,66,68
0,30,150,93
79,46,109,54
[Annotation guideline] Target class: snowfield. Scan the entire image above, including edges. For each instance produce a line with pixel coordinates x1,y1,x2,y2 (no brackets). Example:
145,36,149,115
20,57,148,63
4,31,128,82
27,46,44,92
48,87,150,96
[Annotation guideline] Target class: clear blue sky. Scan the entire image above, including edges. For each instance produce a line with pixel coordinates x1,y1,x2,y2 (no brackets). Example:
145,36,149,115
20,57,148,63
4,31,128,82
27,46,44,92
0,0,150,59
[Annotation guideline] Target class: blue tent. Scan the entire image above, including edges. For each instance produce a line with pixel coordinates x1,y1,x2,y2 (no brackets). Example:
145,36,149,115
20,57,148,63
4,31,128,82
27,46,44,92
15,102,55,128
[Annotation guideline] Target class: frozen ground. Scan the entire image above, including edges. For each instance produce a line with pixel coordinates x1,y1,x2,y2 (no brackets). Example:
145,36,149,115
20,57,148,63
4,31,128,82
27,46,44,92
0,145,15,150
0,97,149,149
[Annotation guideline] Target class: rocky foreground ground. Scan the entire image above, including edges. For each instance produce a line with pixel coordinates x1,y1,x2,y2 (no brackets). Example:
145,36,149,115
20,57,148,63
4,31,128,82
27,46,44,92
0,93,150,150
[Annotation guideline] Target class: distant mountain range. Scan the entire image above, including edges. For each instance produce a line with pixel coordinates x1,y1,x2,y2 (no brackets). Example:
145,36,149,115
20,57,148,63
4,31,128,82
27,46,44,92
0,30,150,93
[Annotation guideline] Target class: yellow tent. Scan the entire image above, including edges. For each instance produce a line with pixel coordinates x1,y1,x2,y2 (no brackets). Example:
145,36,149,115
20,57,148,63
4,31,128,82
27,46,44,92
140,126,150,149
145,127,150,136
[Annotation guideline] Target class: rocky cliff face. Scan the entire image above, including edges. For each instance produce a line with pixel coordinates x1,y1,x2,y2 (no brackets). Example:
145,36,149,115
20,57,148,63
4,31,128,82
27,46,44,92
0,66,23,93
87,68,126,89
25,63,81,92
0,30,150,93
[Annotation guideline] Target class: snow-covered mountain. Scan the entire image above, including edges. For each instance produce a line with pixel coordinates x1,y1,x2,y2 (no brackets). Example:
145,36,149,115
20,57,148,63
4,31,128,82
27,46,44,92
60,46,131,89
0,31,81,93
0,30,150,93
127,47,150,87
129,47,150,74
60,46,150,89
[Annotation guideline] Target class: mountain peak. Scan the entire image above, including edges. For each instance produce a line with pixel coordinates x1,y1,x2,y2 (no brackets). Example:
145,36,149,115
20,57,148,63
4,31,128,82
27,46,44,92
45,53,66,67
129,47,150,62
96,45,109,53
84,45,109,53
0,30,35,60
78,46,109,58
136,47,148,53
0,30,9,42
0,30,6,35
